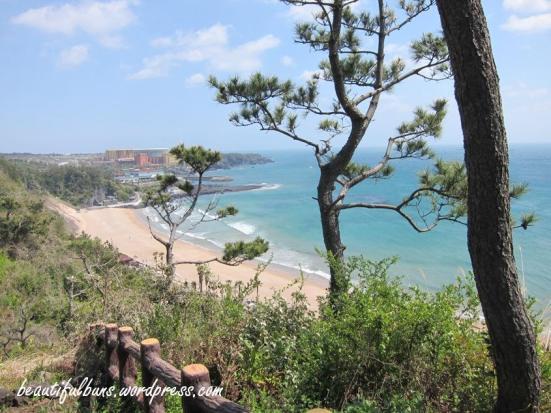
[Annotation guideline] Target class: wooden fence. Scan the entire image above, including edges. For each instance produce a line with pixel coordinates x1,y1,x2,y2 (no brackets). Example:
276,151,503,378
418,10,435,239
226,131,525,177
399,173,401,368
94,323,330,413
95,323,246,412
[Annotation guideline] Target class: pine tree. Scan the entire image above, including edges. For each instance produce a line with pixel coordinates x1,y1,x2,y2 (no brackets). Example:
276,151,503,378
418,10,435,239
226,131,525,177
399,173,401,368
144,144,268,283
210,0,463,301
435,1,541,410
211,0,533,304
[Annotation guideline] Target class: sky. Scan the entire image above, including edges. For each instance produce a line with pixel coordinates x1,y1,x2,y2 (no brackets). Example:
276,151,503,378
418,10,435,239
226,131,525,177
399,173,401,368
0,0,550,154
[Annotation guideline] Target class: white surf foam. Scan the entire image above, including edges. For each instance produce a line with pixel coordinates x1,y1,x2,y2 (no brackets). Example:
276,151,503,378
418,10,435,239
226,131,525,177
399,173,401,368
196,208,218,220
228,221,256,235
270,259,331,279
184,232,208,241
251,183,282,192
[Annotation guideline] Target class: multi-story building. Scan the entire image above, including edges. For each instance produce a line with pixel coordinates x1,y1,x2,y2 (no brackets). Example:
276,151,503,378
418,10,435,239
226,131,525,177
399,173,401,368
104,148,177,167
134,152,150,167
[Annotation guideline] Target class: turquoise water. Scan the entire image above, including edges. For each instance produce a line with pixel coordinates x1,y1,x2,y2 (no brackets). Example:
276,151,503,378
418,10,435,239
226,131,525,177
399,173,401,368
143,144,551,310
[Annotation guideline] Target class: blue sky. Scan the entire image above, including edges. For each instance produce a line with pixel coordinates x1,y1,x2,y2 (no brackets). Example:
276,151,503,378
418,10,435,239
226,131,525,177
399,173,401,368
0,0,550,153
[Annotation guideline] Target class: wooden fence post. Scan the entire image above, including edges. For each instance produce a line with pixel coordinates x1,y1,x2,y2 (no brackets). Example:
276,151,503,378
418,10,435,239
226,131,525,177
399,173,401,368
181,363,211,413
91,323,249,412
104,323,119,385
141,338,165,413
118,326,139,408
79,323,105,411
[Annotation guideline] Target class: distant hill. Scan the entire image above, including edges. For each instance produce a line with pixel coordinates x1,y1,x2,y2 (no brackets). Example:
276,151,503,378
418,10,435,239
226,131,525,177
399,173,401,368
0,151,273,169
215,152,273,169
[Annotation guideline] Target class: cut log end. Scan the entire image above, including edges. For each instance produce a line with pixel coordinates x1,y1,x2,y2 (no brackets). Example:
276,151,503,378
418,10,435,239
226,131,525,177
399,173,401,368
182,363,209,381
118,326,133,334
141,338,159,346
89,322,105,332
141,338,161,354
105,324,119,348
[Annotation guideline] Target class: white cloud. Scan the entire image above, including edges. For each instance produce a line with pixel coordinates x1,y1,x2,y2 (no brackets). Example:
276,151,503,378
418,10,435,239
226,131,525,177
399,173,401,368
502,13,551,32
12,0,137,48
215,34,279,72
185,73,206,87
385,43,409,56
281,55,294,66
503,82,549,99
98,35,125,48
502,83,551,138
503,0,551,13
58,44,89,67
127,52,178,80
287,0,361,20
129,24,279,80
288,4,319,21
378,93,413,115
300,69,323,81
151,24,228,50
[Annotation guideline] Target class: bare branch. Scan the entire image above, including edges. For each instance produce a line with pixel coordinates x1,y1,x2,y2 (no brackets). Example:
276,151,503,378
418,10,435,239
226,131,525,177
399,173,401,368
339,201,438,232
338,185,462,232
172,257,243,267
386,1,434,35
257,103,322,151
147,216,169,247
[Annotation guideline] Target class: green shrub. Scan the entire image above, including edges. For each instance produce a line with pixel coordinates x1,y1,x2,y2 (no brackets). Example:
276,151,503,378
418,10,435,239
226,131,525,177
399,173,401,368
238,257,495,412
238,288,314,402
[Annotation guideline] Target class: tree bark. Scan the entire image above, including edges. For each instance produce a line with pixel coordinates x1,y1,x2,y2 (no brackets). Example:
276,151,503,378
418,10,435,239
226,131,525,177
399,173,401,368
317,170,346,299
435,1,541,411
165,241,175,280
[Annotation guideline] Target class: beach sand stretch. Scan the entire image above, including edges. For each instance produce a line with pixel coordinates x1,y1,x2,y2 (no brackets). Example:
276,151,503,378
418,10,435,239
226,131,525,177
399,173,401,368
46,198,329,307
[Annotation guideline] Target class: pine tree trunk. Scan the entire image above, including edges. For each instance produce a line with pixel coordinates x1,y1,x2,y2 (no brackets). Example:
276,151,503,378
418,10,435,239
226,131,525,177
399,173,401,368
318,169,346,300
435,1,541,411
165,242,174,281
316,121,368,302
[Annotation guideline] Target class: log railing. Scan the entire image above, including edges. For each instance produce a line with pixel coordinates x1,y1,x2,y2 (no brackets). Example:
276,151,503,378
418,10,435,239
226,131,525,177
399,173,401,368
93,323,331,413
96,323,248,413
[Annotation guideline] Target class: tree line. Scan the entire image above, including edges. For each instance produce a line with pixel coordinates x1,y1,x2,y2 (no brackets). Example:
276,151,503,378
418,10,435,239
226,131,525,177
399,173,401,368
0,158,134,207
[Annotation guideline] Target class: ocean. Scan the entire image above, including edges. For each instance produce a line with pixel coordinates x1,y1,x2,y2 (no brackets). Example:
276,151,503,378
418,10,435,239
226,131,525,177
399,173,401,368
142,144,551,312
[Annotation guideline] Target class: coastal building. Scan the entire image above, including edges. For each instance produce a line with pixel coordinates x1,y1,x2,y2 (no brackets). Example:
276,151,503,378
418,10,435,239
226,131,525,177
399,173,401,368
104,148,177,167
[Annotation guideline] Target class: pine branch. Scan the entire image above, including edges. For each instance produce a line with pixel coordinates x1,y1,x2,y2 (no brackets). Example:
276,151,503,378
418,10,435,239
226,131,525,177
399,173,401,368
386,0,435,35
354,57,449,106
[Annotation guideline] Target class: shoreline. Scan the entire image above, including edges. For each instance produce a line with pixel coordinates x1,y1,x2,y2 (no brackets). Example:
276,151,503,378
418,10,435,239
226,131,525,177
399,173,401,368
43,197,551,345
132,206,331,288
91,182,282,209
46,198,329,307
134,205,330,281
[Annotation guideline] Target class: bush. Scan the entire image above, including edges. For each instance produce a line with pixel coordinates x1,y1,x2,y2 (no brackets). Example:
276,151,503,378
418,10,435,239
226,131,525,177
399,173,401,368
0,259,64,356
238,287,314,403
238,258,495,412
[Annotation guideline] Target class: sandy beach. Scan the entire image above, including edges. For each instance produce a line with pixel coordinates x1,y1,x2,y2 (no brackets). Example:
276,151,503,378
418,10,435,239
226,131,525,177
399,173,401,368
46,198,329,306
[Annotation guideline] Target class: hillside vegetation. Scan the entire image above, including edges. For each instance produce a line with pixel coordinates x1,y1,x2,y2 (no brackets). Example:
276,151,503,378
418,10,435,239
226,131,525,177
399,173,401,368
0,152,272,208
213,153,273,169
0,159,549,412
0,158,134,207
